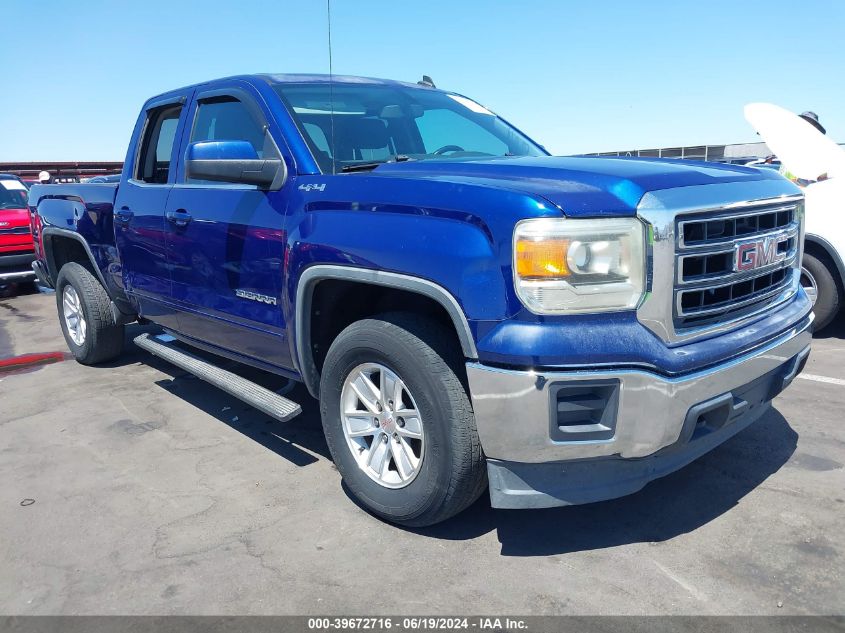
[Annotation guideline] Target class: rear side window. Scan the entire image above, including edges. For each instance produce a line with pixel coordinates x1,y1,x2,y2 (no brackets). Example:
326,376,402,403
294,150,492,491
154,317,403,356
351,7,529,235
136,104,182,184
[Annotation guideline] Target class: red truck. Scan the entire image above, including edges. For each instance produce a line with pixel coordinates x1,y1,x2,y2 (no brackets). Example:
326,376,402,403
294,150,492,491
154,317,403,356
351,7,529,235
0,175,36,293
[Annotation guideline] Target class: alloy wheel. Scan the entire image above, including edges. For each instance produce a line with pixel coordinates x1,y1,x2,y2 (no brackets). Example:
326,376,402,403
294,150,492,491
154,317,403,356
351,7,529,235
62,285,87,346
340,362,425,488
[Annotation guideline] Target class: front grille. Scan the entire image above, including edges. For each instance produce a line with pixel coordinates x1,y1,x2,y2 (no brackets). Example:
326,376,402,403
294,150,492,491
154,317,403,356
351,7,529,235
674,203,799,331
679,206,794,247
0,226,31,236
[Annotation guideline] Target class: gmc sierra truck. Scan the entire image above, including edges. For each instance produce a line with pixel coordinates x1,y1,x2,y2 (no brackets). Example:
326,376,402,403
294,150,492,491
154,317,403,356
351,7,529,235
29,74,813,526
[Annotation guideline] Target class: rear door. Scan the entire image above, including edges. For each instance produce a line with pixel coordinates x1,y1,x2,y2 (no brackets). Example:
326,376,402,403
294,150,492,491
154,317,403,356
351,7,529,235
116,93,191,328
165,82,294,369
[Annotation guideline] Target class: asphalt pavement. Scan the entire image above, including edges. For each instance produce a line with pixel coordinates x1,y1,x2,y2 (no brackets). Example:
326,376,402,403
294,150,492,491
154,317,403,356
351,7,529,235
1,288,842,615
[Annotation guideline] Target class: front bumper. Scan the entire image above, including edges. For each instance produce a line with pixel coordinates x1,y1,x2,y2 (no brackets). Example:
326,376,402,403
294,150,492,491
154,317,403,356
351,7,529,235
466,313,813,509
0,251,36,282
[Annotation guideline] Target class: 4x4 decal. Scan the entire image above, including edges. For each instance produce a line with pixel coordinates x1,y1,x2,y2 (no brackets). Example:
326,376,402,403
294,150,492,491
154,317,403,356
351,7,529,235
298,183,326,192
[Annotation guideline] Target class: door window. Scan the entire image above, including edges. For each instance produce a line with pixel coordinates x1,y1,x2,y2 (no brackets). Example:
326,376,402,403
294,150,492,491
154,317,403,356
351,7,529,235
186,96,273,184
135,105,182,184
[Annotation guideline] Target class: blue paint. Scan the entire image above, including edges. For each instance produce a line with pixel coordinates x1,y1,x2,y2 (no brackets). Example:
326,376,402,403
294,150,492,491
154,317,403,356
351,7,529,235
27,74,806,383
186,140,259,161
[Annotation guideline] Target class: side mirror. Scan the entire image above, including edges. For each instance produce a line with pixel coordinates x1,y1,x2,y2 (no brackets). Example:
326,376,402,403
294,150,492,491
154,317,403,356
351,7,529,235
185,140,286,188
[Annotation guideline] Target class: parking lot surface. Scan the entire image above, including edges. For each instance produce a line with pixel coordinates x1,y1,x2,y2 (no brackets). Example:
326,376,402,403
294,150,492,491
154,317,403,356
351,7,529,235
1,289,843,615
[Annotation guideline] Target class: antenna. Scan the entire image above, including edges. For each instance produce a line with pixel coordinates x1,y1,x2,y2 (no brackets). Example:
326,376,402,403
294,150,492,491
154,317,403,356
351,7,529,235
327,0,336,174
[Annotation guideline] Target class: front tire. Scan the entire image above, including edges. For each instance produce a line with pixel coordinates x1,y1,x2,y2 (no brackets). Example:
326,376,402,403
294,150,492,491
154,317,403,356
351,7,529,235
801,253,842,331
319,313,486,527
55,263,124,364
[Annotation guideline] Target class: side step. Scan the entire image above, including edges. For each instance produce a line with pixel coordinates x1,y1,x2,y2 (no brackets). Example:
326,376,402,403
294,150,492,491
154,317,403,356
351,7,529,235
134,333,302,422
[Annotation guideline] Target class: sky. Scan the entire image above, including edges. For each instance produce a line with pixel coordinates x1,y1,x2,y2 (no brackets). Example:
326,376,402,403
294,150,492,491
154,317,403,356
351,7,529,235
2,0,843,161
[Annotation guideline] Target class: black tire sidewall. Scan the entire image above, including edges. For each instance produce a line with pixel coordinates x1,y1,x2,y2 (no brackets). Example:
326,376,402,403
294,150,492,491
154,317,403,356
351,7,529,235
320,322,461,523
55,266,95,361
803,253,841,331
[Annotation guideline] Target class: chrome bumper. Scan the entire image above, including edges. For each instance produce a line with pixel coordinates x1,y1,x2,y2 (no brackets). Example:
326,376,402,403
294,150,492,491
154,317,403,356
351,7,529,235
467,313,813,464
0,252,37,282
0,269,36,282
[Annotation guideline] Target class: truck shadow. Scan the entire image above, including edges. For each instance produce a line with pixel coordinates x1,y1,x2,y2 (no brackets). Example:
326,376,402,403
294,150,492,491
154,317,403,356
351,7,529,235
813,315,845,340
116,324,799,556
113,324,331,467
403,408,798,556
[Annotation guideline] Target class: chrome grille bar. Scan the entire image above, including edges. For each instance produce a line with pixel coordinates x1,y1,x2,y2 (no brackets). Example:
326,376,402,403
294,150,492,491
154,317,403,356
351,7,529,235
678,204,795,249
636,181,804,346
673,201,801,330
677,225,799,286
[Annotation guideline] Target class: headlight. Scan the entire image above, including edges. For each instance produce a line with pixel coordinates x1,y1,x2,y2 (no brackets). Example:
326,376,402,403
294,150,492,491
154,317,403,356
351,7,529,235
513,217,646,314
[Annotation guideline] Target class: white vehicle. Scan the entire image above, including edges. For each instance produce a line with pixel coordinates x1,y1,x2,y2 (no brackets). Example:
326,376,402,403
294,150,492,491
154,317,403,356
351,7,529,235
745,103,845,330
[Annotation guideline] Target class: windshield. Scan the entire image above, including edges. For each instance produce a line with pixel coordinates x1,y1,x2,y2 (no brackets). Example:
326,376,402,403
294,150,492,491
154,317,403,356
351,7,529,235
273,82,547,173
0,180,28,210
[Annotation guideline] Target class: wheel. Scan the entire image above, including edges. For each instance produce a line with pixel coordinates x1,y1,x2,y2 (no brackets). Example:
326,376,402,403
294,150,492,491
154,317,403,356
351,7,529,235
55,262,124,364
801,253,842,331
319,313,486,527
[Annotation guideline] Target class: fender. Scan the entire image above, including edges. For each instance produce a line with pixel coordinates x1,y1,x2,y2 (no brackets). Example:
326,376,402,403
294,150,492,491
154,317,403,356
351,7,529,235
295,265,478,397
40,227,135,322
41,227,110,290
805,233,845,284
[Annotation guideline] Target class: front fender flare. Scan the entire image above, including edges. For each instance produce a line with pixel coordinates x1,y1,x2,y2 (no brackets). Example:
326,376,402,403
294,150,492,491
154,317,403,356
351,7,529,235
294,265,478,397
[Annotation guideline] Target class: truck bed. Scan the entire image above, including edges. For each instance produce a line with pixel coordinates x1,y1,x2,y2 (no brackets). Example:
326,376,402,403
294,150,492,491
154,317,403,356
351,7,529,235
29,182,123,300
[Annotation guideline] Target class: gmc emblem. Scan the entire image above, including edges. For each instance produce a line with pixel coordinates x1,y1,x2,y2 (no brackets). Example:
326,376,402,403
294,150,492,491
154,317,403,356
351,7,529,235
734,233,789,272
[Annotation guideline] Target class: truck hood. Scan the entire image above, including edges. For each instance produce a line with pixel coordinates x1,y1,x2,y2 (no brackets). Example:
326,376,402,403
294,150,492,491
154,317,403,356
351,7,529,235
744,102,845,181
372,155,784,217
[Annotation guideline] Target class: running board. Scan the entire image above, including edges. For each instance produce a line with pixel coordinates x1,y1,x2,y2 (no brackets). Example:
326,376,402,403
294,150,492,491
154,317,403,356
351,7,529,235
134,333,302,422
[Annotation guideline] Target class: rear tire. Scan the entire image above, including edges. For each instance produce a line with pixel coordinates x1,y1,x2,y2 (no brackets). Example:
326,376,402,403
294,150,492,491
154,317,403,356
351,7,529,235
55,263,124,364
801,252,842,331
319,313,486,527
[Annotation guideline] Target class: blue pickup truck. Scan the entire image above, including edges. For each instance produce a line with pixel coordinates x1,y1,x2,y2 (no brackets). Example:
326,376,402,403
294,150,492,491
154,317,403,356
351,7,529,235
29,73,813,526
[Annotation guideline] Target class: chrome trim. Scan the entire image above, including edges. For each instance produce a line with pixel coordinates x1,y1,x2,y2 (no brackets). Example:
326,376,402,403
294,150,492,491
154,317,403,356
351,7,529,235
637,179,805,345
466,313,812,464
677,240,798,286
294,265,478,397
0,269,36,281
675,270,796,318
677,204,798,250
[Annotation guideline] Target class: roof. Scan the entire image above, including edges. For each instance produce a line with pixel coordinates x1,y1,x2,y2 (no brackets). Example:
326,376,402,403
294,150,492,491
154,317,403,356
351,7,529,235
258,73,436,91
149,73,441,102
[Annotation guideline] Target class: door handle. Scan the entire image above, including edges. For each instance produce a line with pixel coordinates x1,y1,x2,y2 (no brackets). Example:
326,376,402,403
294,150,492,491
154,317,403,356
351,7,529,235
166,209,192,228
114,207,133,225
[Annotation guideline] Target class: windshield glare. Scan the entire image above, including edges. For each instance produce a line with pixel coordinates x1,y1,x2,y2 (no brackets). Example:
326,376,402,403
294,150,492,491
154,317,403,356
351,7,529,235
273,82,546,173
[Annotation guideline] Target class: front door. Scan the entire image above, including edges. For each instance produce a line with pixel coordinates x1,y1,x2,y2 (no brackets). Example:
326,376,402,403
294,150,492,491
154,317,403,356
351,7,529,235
165,84,293,369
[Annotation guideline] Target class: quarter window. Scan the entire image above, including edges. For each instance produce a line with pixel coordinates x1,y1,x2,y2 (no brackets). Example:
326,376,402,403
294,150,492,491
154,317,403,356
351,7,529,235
136,104,182,184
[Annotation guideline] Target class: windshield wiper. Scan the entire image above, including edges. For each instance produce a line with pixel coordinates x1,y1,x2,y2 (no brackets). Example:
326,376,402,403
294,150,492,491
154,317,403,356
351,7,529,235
340,155,413,173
